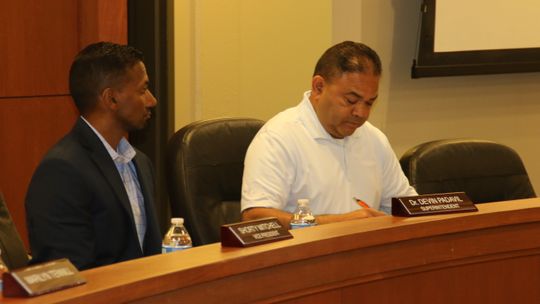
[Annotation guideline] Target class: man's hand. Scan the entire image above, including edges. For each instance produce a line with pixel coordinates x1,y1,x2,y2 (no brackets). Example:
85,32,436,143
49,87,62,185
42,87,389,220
242,206,387,228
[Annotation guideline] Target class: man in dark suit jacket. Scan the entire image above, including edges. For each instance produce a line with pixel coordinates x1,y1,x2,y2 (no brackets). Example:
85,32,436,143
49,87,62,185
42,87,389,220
25,42,162,270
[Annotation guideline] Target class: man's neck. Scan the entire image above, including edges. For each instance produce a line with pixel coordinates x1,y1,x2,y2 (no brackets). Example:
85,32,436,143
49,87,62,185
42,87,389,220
82,114,127,149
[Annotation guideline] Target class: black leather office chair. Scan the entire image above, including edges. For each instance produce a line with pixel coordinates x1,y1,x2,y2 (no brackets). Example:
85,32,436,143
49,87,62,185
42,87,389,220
0,192,29,270
400,139,536,203
166,118,265,246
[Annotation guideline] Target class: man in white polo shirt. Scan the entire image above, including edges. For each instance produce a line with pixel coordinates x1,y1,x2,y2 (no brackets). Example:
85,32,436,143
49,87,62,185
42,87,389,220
241,41,417,227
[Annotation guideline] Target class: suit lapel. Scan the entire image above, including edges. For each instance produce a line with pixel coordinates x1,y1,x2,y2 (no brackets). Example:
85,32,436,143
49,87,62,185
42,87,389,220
74,119,138,231
74,118,160,255
91,152,136,222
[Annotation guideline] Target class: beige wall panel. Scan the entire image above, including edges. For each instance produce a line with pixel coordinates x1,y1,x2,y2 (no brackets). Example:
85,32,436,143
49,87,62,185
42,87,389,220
174,0,332,129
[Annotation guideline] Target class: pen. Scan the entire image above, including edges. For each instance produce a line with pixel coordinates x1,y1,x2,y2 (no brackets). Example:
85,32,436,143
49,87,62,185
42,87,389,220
353,197,370,208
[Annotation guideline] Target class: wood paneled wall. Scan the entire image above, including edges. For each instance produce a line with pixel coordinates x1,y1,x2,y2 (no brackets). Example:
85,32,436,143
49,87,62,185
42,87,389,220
0,0,127,250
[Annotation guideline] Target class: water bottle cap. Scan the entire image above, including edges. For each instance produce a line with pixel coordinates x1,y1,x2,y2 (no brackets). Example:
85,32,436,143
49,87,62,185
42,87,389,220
171,217,184,225
297,199,309,206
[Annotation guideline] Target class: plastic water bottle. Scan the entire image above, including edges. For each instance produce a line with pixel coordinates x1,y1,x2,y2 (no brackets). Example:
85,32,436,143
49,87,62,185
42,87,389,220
162,217,192,253
290,199,317,229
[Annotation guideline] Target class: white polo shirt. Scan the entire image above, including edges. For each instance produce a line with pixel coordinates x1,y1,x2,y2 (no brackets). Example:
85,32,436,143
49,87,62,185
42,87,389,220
241,91,417,215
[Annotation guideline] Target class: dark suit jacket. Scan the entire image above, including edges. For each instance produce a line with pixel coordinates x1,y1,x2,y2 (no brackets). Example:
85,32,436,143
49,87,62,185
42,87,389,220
25,118,162,270
0,192,29,270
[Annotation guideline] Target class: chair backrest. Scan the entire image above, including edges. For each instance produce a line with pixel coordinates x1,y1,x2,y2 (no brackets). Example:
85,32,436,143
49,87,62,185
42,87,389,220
165,118,265,246
400,139,536,203
0,192,29,270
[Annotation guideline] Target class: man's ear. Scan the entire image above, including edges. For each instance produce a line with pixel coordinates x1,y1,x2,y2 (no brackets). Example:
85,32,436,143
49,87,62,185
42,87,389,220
101,88,118,108
311,75,325,94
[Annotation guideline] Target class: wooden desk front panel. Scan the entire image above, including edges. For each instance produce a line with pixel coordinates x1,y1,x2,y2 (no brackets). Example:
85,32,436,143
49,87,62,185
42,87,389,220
340,254,540,304
134,221,540,304
2,199,540,303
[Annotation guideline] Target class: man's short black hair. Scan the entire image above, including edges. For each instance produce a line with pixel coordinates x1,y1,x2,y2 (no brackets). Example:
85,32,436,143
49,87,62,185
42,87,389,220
69,42,144,114
313,41,382,81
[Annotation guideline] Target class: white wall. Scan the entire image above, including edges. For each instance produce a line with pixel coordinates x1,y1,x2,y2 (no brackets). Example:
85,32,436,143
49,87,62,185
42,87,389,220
334,0,540,193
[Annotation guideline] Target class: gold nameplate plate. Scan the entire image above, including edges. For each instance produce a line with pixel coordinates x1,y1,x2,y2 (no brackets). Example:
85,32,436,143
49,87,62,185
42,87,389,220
392,192,478,217
2,258,86,297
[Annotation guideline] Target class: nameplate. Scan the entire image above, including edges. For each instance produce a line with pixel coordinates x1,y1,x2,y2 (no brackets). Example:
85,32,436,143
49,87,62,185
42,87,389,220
2,258,86,297
221,217,293,247
392,192,478,217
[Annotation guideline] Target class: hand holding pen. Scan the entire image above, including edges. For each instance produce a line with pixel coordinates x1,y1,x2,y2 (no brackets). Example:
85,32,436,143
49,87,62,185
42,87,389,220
353,197,386,217
353,197,370,208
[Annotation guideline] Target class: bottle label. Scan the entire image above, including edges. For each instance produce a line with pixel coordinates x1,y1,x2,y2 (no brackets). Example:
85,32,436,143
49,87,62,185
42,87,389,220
162,244,192,253
290,222,316,230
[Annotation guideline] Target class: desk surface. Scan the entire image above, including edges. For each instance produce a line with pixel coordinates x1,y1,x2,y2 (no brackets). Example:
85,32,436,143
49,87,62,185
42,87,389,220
3,198,540,303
